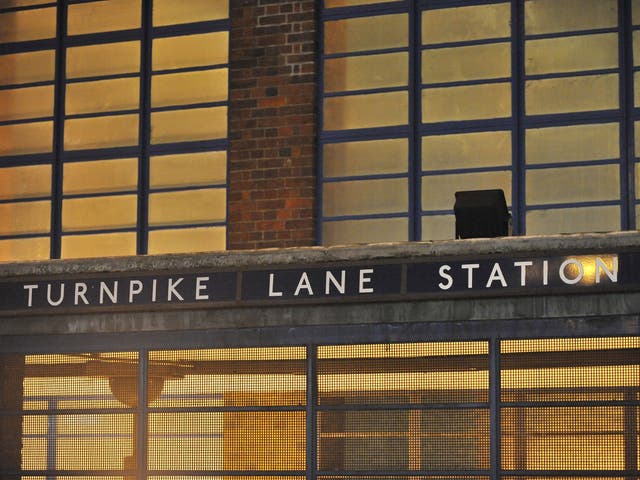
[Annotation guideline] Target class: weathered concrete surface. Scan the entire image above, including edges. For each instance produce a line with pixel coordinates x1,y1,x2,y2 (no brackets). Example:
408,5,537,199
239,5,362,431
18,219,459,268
0,232,639,337
1,231,639,277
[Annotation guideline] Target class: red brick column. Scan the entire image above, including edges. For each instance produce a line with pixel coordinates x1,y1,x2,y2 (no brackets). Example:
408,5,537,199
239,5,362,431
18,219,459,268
228,0,317,250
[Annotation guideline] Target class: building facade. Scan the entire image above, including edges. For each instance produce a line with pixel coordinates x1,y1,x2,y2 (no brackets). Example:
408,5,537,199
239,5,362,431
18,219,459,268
1,1,640,479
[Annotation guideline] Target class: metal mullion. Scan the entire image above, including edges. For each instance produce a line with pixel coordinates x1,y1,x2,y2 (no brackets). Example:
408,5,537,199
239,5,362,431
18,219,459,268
137,349,148,480
621,0,636,230
307,345,318,480
50,0,68,259
137,0,152,255
512,0,525,235
490,337,501,480
410,0,420,240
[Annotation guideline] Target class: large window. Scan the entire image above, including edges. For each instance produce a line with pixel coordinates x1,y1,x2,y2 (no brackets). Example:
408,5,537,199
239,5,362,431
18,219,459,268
319,0,640,244
0,0,229,261
1,337,639,478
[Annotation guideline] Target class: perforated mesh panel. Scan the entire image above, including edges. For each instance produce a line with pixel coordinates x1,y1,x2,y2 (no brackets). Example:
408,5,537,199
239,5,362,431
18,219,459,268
0,337,638,478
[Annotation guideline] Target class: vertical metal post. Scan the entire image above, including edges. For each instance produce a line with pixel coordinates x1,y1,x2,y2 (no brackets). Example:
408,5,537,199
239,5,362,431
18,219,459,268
137,350,149,480
306,345,318,480
489,337,501,480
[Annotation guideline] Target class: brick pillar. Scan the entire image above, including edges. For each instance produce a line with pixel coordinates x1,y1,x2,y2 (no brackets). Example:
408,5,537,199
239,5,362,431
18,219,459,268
0,354,25,475
228,0,317,250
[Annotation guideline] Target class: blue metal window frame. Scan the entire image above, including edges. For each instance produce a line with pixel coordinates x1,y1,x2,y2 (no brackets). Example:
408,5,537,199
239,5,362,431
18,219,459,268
0,0,231,258
318,0,639,243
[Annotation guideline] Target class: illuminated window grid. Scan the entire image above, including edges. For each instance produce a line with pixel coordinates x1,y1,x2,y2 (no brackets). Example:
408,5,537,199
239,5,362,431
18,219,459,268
320,0,640,244
0,1,229,262
522,0,625,235
0,2,57,261
2,338,639,478
320,2,412,245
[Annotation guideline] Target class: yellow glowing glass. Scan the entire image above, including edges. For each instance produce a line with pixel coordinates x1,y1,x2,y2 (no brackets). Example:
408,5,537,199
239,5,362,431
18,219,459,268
152,68,228,107
63,158,138,195
148,189,226,226
148,226,226,254
61,232,137,259
422,130,512,171
0,201,50,235
0,50,55,86
323,138,408,178
150,151,226,188
324,52,408,92
324,14,408,54
62,195,137,232
422,3,511,44
68,0,141,35
67,42,140,79
0,121,52,156
526,205,620,235
0,7,56,43
322,217,408,245
422,170,511,211
0,164,51,200
64,114,139,151
422,83,511,122
151,106,227,144
153,32,228,71
323,91,408,130
524,0,617,35
423,43,510,83
0,237,50,262
153,0,228,26
323,178,408,217
422,214,455,241
65,78,140,115
0,85,53,122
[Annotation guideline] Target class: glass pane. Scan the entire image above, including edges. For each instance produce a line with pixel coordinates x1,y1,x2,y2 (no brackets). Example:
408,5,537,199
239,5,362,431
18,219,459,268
422,130,511,171
323,138,408,178
422,170,511,211
148,226,225,254
23,414,134,470
525,33,618,75
324,14,407,54
0,86,53,122
0,164,51,200
67,42,141,79
525,74,619,115
323,178,408,216
62,195,137,231
422,4,511,44
526,164,620,205
524,0,617,35
63,158,138,195
0,50,55,86
152,68,227,107
149,411,305,471
0,0,55,6
0,201,50,235
0,7,56,43
65,78,140,115
153,32,228,71
526,205,620,234
0,237,49,262
502,407,627,469
148,347,306,408
634,0,640,25
635,71,640,107
148,188,226,226
0,121,52,156
422,214,455,241
319,410,413,470
422,42,510,84
325,0,394,6
322,217,408,245
325,52,408,93
422,83,511,122
68,0,141,35
153,0,228,26
318,342,489,404
150,151,226,188
324,91,408,130
61,232,136,258
526,123,619,165
64,114,139,150
151,106,227,144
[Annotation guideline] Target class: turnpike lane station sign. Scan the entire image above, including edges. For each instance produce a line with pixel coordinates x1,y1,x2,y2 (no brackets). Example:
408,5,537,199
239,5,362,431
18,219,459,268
0,252,634,314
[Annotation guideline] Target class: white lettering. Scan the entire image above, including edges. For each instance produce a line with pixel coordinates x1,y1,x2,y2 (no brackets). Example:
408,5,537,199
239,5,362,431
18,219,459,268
167,278,184,301
486,263,507,288
596,256,618,283
294,272,314,296
461,264,480,288
196,276,209,300
325,270,346,295
129,280,143,303
24,284,38,307
152,278,157,302
543,260,549,286
514,261,533,286
438,265,453,290
559,258,583,285
74,282,89,305
268,273,283,297
47,283,65,307
359,268,374,293
99,281,118,304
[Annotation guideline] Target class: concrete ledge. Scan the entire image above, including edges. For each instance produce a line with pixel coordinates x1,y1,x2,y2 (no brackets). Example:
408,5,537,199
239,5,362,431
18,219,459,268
1,231,639,279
